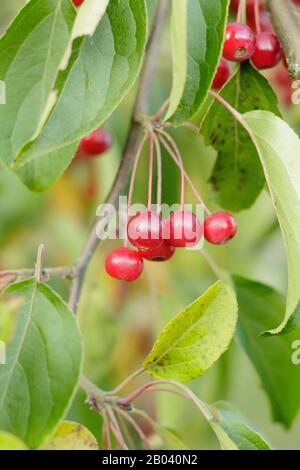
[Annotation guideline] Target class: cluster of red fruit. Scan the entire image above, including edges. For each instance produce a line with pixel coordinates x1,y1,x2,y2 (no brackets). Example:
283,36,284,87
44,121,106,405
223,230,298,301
105,210,237,282
212,0,285,90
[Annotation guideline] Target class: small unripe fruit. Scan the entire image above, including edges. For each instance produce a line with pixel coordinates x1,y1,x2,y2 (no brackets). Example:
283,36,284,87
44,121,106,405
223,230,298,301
251,32,282,69
223,23,256,63
212,59,231,89
138,242,175,262
127,211,165,250
204,212,237,245
105,247,144,282
166,211,202,248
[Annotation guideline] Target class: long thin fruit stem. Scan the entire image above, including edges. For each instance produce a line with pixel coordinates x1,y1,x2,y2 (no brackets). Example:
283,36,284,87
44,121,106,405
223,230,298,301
106,407,129,450
147,130,155,211
254,0,261,34
157,133,211,215
117,409,152,450
156,129,185,210
108,367,145,396
153,132,162,213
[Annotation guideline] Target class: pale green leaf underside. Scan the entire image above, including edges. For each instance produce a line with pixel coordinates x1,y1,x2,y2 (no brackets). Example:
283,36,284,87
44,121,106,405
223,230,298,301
15,0,148,191
144,281,238,382
243,111,300,333
0,279,82,449
0,0,76,167
235,276,300,428
202,62,280,212
165,0,230,125
210,401,272,450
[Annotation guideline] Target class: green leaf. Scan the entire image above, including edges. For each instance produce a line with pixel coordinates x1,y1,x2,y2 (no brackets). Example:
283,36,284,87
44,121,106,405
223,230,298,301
202,62,280,211
41,420,98,450
234,276,300,428
144,281,238,382
0,279,82,449
15,0,148,191
210,401,272,450
0,430,28,450
0,299,21,344
0,0,76,167
155,426,189,450
165,0,230,125
243,111,300,333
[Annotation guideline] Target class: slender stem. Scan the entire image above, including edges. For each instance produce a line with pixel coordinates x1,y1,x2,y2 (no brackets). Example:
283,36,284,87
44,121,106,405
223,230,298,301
130,408,157,432
157,129,185,210
106,406,129,450
157,133,211,215
116,411,136,449
236,0,243,23
266,0,300,79
127,134,148,214
143,386,192,401
147,130,154,211
35,244,45,283
102,409,112,450
117,380,213,422
201,250,224,280
180,122,200,134
254,0,261,34
108,367,145,396
151,98,170,122
209,90,251,130
117,409,152,450
68,0,171,313
0,266,75,282
153,132,162,213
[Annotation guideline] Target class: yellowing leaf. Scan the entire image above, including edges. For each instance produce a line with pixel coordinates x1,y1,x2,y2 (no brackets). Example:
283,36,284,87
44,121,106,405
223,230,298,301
144,281,238,382
0,431,28,450
42,421,98,450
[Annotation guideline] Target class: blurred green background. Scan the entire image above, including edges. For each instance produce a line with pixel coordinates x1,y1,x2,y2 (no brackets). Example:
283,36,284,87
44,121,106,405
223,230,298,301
1,0,300,450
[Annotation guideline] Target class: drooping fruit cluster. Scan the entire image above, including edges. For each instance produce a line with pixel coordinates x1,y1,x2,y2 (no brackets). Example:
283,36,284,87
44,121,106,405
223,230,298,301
104,128,237,282
75,128,112,160
220,0,284,71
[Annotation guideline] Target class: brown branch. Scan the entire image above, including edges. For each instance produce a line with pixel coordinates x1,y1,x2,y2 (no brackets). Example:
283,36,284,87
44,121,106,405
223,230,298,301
266,0,300,79
0,266,75,283
68,0,171,312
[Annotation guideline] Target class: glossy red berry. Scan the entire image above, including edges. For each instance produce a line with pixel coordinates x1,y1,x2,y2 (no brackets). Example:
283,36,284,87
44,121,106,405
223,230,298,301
105,247,144,282
251,32,282,69
73,0,85,6
76,128,112,159
223,23,256,62
204,212,237,245
127,211,164,249
138,242,175,262
166,211,202,248
212,59,231,89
